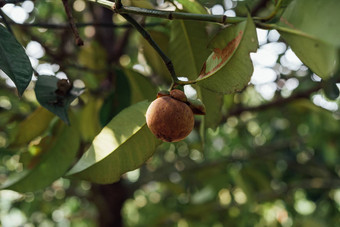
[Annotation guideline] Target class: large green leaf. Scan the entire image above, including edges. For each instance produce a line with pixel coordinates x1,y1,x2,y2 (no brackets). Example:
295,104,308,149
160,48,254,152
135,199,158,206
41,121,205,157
169,20,223,129
0,25,33,96
0,123,80,193
99,69,131,126
66,101,161,184
78,96,102,142
169,20,210,79
200,88,223,129
196,16,258,93
124,69,157,103
277,0,340,79
10,107,55,146
34,75,84,124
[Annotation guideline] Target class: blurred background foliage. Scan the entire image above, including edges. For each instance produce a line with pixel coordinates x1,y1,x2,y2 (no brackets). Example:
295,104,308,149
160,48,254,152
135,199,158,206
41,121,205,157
0,0,340,226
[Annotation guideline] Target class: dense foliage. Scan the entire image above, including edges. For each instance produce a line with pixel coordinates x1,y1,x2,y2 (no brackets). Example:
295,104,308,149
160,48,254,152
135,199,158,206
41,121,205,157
0,0,339,226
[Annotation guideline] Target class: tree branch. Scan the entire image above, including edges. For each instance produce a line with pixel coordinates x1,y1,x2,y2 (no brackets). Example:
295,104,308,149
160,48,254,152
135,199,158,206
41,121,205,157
87,0,245,24
226,85,322,118
61,0,84,46
118,13,178,83
0,20,164,29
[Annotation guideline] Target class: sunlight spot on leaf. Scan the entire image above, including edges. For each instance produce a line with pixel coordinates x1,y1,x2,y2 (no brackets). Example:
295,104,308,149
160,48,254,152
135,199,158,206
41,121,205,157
92,127,119,161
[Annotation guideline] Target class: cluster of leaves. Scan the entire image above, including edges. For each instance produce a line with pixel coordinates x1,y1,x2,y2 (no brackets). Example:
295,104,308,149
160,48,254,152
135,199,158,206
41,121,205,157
0,0,339,225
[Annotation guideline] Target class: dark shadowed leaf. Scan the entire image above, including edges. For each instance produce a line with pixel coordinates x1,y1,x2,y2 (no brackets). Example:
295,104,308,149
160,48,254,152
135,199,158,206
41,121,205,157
34,75,84,124
0,122,80,193
169,20,210,80
99,69,131,126
0,25,33,96
66,101,161,184
196,16,258,93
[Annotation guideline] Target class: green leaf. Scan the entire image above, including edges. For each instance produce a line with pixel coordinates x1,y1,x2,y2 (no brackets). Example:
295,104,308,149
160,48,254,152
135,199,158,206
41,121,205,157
200,88,223,129
196,16,258,93
0,25,33,96
34,75,84,124
66,101,161,184
99,69,131,126
169,20,210,80
140,30,172,83
124,69,157,103
0,123,80,193
78,97,102,142
277,0,340,79
176,0,208,14
169,20,224,129
10,107,55,146
323,77,340,100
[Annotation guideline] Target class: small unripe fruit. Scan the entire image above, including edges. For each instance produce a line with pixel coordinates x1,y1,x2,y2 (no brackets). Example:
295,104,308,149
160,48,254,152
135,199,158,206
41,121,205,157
146,90,194,142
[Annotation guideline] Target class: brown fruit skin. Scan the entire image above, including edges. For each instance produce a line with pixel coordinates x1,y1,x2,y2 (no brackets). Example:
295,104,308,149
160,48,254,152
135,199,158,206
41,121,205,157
170,89,187,102
146,95,194,142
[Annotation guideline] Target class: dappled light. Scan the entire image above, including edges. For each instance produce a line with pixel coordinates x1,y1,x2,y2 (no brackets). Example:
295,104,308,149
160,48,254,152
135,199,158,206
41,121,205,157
0,0,340,226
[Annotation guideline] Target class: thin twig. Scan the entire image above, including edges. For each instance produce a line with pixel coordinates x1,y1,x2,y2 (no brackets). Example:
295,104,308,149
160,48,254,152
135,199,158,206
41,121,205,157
119,13,178,83
87,0,245,25
61,0,84,46
225,84,324,118
0,20,164,29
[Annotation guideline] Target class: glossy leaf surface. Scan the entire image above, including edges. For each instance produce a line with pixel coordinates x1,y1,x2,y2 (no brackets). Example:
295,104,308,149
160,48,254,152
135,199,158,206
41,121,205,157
66,101,161,184
34,76,84,124
0,25,33,95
